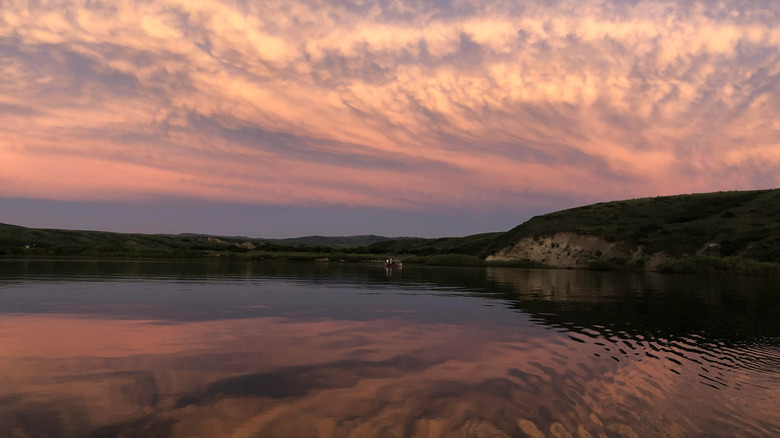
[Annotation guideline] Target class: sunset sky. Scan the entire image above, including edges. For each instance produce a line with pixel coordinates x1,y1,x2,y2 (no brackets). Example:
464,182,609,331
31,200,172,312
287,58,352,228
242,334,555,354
1,0,778,237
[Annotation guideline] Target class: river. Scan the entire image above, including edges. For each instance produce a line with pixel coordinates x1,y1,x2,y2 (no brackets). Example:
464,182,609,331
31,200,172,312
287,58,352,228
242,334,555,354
0,259,778,437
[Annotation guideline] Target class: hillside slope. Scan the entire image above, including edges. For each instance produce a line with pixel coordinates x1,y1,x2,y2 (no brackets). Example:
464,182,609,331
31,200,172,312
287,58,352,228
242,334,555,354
261,235,399,248
3,189,779,272
0,223,267,258
364,232,502,256
0,223,406,261
483,189,780,271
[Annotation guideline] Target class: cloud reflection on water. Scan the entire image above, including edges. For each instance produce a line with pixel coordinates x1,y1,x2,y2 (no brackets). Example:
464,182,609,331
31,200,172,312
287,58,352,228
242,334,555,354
1,311,777,437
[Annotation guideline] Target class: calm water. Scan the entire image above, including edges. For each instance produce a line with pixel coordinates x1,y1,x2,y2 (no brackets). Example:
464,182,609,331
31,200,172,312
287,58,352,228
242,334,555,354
0,260,778,438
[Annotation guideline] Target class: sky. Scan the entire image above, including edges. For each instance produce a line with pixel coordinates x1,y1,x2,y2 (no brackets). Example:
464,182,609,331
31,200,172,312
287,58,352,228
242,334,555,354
1,0,778,238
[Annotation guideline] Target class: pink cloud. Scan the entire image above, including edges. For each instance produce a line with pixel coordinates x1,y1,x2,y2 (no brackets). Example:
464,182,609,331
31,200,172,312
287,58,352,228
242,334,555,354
0,0,778,214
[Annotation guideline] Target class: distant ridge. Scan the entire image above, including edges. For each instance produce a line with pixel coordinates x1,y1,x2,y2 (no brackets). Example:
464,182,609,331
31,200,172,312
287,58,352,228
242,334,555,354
3,188,779,274
0,222,422,260
176,233,402,247
258,235,409,248
176,234,414,248
358,189,780,273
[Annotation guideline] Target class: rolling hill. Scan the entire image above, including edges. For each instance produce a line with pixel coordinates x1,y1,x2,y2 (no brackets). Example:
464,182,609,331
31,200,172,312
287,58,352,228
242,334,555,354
480,189,780,272
2,188,779,273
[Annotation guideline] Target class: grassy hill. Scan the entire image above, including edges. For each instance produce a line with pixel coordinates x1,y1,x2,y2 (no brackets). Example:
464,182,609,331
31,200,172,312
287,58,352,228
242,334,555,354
481,189,780,273
356,189,780,272
260,235,400,248
0,223,402,262
2,188,779,273
0,223,267,258
363,233,502,256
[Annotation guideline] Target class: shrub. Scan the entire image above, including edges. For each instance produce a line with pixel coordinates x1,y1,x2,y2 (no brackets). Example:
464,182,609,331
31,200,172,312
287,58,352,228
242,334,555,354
423,254,485,266
586,258,629,271
657,256,780,276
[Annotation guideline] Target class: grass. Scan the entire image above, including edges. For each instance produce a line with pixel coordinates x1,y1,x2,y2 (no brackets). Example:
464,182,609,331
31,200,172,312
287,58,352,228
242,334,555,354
657,256,780,276
3,188,779,274
481,189,780,263
249,251,382,263
0,223,265,259
259,235,400,248
362,232,502,257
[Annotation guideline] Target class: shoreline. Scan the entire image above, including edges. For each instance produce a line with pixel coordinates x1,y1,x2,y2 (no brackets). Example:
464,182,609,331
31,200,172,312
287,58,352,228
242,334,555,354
2,253,779,276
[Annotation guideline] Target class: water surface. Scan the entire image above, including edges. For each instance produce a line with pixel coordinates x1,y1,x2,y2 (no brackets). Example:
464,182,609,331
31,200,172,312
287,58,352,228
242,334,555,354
0,259,778,437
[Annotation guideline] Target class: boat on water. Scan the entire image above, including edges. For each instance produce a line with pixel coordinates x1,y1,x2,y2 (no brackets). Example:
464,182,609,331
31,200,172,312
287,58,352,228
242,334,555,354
384,258,402,268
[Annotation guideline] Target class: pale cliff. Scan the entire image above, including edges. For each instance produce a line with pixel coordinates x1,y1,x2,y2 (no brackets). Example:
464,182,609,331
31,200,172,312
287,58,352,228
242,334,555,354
485,232,672,270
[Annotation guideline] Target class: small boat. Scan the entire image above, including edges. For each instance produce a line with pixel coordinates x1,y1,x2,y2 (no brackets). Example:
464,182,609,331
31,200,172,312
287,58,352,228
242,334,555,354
384,258,403,268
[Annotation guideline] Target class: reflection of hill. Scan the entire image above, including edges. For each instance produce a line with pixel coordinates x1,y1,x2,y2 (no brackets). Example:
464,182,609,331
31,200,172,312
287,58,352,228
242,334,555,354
1,261,778,437
483,268,780,363
3,260,778,348
377,266,779,351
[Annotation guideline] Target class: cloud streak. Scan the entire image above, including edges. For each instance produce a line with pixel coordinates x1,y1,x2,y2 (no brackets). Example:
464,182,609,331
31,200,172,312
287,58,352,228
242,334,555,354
1,0,778,218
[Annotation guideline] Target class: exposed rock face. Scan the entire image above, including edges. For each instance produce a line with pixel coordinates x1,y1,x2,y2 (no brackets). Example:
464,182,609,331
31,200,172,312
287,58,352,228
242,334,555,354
486,232,674,270
237,241,257,250
644,251,674,270
486,232,623,268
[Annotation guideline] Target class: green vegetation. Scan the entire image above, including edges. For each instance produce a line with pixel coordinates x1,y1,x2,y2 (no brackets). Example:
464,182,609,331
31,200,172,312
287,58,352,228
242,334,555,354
482,189,780,263
656,256,780,276
0,224,402,262
0,224,231,259
364,232,502,256
369,189,780,273
3,188,779,274
259,235,400,248
401,254,485,266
